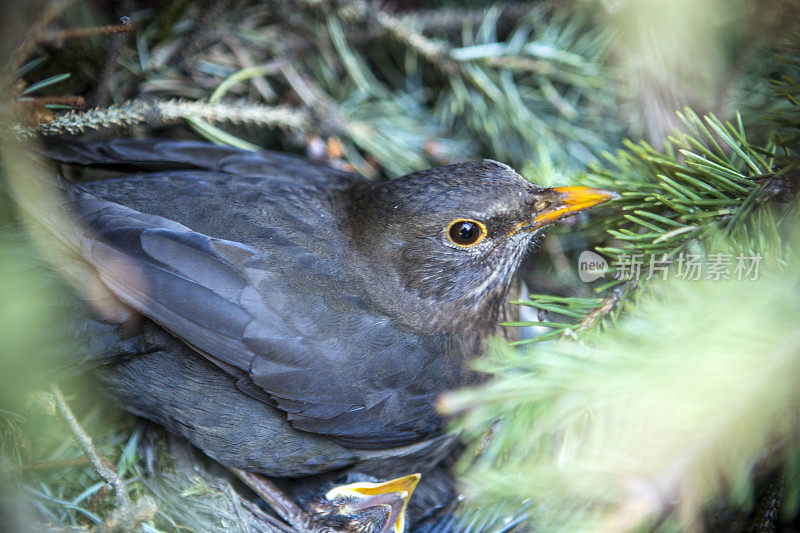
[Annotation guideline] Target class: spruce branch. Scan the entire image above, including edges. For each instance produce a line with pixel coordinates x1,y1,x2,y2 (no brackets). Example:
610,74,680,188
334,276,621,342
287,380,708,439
338,1,566,76
344,2,456,75
508,108,796,338
403,3,546,35
446,245,800,531
12,99,310,138
285,0,456,73
503,294,609,345
571,283,628,333
261,0,617,170
451,44,800,530
582,109,794,267
137,437,287,533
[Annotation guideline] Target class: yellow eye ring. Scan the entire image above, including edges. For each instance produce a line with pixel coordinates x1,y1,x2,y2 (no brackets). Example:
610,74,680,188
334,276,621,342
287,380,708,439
446,218,487,248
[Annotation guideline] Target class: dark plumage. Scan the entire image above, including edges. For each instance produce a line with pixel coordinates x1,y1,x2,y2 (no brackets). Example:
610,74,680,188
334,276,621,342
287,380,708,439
21,139,615,528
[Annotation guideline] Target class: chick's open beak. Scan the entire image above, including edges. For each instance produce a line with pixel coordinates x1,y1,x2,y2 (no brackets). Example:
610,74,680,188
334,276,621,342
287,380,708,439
530,186,619,229
326,473,421,533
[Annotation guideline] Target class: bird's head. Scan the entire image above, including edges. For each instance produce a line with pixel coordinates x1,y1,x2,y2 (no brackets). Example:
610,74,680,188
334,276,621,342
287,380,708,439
305,473,421,533
346,160,617,331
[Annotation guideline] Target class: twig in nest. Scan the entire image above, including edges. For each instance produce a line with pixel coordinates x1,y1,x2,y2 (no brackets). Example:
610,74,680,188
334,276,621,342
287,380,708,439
337,1,555,75
49,385,131,510
239,498,297,533
276,0,456,74
228,467,315,533
572,282,629,335
336,0,456,75
12,95,85,127
17,95,86,108
39,16,133,48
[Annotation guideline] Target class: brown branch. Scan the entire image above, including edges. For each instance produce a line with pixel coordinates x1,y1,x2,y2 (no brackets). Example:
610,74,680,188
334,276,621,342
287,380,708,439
228,467,314,533
47,386,157,531
756,168,800,203
572,283,629,335
17,95,86,107
336,0,456,75
337,1,557,75
239,498,297,533
50,385,131,510
39,17,133,48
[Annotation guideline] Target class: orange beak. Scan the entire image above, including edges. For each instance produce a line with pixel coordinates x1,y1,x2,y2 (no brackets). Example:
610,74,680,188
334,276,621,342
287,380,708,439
529,186,618,229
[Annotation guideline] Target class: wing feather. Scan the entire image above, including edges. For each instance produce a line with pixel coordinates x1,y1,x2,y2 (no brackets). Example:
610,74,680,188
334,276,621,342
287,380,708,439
54,176,444,447
46,138,355,184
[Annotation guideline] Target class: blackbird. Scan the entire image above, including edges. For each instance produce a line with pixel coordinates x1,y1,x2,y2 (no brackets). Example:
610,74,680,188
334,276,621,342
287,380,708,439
20,139,615,528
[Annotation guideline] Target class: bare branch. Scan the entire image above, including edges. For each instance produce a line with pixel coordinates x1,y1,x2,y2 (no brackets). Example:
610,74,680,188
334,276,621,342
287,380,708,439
228,467,315,533
50,385,131,510
39,17,133,48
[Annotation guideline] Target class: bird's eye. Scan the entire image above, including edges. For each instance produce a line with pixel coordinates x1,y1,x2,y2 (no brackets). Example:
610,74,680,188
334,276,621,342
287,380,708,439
446,219,486,248
534,200,551,211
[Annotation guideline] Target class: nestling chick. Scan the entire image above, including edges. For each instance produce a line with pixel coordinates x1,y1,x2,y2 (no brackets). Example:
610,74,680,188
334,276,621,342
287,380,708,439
297,473,420,533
